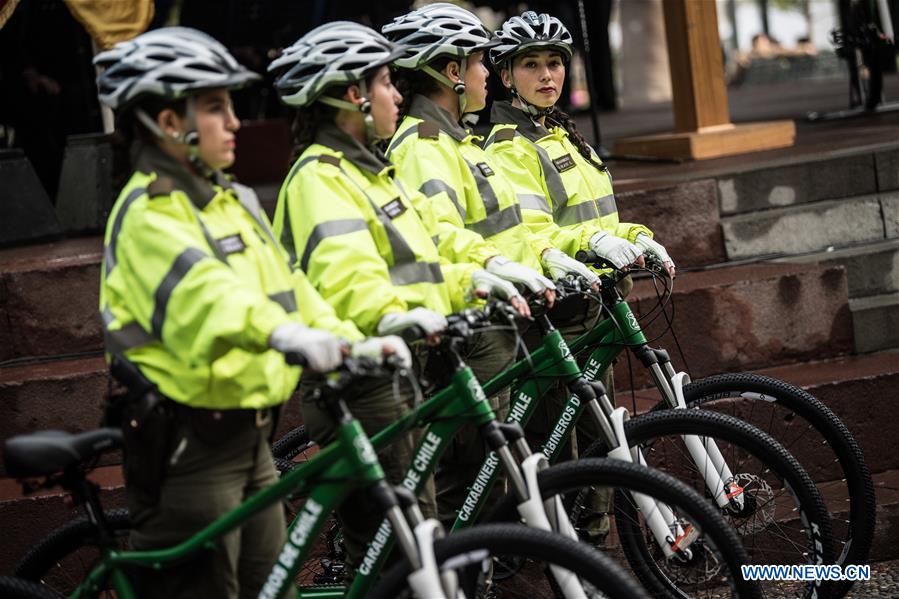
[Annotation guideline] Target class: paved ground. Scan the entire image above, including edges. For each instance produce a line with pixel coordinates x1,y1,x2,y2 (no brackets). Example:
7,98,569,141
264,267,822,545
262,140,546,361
844,558,899,597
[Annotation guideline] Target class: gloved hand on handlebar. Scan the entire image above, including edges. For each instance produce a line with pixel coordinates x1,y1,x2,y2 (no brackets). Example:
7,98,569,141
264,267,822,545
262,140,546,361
269,323,346,372
635,233,676,278
471,269,531,317
351,336,413,369
541,248,601,288
485,256,556,294
377,308,448,337
588,231,642,270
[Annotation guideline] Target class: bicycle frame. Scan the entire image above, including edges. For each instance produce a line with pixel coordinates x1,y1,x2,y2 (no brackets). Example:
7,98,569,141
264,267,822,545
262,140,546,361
69,408,397,599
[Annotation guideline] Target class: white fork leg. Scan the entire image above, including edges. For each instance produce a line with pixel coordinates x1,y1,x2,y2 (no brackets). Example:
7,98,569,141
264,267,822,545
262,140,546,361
406,519,453,599
670,372,746,510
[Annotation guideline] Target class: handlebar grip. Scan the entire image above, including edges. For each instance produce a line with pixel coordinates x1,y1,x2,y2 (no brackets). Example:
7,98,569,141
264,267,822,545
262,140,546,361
283,352,308,367
400,324,427,344
575,249,599,264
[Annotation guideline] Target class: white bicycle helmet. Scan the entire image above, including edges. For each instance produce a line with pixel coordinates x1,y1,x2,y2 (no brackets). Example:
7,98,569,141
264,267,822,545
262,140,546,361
382,3,498,70
269,21,406,108
489,11,574,69
94,26,259,110
382,3,499,118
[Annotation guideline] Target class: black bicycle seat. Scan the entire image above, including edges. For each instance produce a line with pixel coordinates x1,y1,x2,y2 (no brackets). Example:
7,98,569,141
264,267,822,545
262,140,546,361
4,428,123,478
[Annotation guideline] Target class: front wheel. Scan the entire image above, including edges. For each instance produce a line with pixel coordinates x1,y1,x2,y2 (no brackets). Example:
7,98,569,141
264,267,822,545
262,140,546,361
369,523,648,599
679,372,875,597
0,576,63,598
583,409,836,599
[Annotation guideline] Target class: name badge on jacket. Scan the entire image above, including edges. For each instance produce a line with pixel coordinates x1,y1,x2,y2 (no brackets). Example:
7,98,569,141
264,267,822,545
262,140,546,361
552,153,576,172
382,198,407,219
217,233,246,255
476,162,495,177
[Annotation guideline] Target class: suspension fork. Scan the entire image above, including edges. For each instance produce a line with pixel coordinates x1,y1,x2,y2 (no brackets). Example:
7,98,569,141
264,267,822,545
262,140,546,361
632,345,744,510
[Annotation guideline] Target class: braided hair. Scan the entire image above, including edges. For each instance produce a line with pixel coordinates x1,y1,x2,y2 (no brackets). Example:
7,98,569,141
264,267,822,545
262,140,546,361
544,107,607,173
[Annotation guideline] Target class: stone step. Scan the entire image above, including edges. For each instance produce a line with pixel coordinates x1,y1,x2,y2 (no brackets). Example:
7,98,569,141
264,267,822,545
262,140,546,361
0,356,305,477
773,239,899,299
620,350,899,479
613,261,853,391
720,191,899,261
850,293,899,354
0,237,103,361
717,147,899,216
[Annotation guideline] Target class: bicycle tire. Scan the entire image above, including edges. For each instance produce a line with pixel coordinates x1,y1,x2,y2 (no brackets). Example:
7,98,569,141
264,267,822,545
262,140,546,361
679,372,875,597
271,425,312,460
15,508,130,595
0,576,63,599
583,409,836,599
368,523,648,599
486,458,762,598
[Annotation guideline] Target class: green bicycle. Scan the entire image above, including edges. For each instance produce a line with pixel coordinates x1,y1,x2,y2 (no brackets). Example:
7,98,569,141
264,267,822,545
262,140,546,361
0,356,645,599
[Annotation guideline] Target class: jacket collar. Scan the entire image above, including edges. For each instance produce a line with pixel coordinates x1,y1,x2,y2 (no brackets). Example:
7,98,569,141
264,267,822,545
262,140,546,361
132,142,231,209
314,122,393,177
407,94,470,143
490,100,551,143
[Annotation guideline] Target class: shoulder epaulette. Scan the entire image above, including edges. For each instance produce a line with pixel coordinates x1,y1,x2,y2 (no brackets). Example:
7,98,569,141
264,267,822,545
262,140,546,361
417,121,440,139
147,177,174,198
493,127,516,143
318,154,341,167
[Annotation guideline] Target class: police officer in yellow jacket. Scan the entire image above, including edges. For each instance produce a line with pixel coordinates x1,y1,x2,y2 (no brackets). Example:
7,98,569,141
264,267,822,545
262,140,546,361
382,3,606,299
484,11,677,544
485,11,675,278
95,28,409,598
269,22,531,544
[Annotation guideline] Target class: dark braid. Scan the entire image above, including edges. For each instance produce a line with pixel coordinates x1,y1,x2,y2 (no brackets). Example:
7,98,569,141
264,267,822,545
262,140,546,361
545,107,608,172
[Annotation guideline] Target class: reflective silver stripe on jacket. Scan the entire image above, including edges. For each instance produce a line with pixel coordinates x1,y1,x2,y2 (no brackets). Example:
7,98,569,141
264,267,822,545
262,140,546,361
389,261,444,286
101,306,154,354
469,204,523,238
420,179,466,220
150,247,209,338
268,290,297,313
517,193,551,214
299,218,368,272
596,194,618,216
104,186,147,276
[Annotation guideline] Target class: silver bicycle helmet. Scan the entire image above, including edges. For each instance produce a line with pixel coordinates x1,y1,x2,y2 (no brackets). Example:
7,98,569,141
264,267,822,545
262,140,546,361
382,3,498,117
269,21,406,108
382,3,498,69
94,26,259,110
490,11,574,68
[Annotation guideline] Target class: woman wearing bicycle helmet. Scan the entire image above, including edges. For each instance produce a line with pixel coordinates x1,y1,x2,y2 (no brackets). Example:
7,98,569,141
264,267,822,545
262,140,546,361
268,20,529,559
485,11,675,279
382,3,617,519
485,10,676,545
95,27,407,598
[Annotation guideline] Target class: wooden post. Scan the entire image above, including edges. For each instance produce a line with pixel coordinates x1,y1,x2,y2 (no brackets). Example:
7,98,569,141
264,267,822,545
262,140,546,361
614,0,795,161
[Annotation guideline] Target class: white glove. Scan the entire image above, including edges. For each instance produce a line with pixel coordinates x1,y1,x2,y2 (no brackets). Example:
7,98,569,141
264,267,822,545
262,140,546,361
269,323,345,372
588,231,641,269
351,335,413,369
377,308,448,337
635,233,675,270
541,248,601,286
485,256,556,294
471,269,524,302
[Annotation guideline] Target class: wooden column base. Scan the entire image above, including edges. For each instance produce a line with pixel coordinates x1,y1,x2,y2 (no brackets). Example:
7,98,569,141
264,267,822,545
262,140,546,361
613,120,796,160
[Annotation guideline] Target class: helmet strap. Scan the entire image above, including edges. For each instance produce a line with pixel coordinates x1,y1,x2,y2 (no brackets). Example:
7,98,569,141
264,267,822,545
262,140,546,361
508,68,554,119
135,97,207,171
318,80,381,146
422,61,468,116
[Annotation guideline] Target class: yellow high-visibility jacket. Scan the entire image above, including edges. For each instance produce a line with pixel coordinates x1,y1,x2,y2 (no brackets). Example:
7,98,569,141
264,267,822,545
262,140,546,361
387,94,553,272
100,143,362,410
485,101,652,257
273,124,478,335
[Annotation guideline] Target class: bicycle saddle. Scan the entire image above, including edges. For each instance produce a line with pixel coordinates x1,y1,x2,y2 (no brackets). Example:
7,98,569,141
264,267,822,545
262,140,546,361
4,428,123,477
